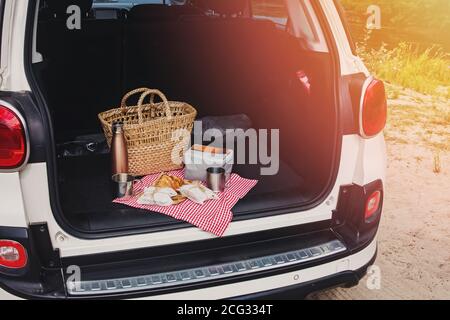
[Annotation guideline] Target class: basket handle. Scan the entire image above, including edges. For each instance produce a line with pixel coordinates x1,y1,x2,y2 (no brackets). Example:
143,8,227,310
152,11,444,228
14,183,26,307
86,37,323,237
137,89,173,123
120,87,150,110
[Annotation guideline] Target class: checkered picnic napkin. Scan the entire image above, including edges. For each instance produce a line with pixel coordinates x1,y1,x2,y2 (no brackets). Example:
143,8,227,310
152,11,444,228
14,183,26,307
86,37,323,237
113,170,258,237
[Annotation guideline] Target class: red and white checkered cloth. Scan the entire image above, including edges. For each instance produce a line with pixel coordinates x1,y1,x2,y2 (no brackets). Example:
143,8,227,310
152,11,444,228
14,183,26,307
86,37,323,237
114,169,258,237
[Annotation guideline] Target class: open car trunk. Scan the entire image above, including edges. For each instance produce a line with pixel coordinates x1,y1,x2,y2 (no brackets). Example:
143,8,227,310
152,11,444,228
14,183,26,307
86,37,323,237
32,1,338,236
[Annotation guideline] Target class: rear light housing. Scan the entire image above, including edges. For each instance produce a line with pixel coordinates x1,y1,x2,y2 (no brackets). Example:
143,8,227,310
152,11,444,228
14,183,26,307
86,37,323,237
0,240,28,269
333,180,384,245
365,190,382,222
359,78,387,138
0,102,28,170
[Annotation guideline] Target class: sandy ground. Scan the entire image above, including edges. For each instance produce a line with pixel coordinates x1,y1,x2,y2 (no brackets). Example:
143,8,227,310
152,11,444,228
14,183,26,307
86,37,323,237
311,87,450,300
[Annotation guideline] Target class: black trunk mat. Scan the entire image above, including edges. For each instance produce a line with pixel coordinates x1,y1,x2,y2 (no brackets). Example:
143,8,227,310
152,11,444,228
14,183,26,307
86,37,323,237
57,155,308,233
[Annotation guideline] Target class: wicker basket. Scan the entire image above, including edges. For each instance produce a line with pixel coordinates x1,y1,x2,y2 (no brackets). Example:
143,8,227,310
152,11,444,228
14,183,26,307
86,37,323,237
98,88,197,176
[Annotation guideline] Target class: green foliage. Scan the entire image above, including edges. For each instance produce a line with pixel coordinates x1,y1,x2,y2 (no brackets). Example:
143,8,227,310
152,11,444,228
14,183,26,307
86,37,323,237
340,0,450,97
358,40,449,98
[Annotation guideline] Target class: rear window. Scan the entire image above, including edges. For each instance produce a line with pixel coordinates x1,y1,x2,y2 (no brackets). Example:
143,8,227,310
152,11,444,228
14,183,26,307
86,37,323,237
252,0,288,26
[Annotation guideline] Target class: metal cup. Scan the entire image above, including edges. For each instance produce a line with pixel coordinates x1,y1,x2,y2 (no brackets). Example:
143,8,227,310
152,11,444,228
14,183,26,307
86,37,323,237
112,173,141,199
206,167,226,193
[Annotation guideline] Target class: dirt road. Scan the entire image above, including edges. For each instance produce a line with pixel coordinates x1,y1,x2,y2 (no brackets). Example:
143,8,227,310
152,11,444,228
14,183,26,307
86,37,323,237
312,89,450,300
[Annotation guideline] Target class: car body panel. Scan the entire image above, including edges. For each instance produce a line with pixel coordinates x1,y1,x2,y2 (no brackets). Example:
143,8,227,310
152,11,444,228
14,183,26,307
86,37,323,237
319,0,369,76
0,0,385,299
0,172,28,227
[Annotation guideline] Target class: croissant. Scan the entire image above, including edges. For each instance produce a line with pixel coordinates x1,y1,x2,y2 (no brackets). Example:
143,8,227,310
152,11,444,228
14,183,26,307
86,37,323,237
154,174,186,190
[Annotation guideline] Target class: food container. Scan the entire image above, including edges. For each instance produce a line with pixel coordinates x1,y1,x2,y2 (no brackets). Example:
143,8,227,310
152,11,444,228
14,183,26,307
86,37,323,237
184,145,234,182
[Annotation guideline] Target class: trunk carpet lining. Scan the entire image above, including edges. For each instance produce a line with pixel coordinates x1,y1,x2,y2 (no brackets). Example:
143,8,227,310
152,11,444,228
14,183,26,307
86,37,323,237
58,155,307,232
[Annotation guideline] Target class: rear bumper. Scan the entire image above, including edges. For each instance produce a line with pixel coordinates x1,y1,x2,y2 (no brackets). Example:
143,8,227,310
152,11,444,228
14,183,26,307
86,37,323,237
133,236,378,300
0,235,377,300
234,248,377,300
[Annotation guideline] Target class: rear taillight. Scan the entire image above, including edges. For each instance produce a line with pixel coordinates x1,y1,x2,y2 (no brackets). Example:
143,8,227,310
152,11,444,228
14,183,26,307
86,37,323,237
0,104,27,169
365,190,382,222
0,240,28,269
360,78,387,138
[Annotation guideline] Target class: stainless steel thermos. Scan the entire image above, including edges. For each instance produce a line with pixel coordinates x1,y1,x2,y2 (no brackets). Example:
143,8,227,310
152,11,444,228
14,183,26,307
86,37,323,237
111,122,129,175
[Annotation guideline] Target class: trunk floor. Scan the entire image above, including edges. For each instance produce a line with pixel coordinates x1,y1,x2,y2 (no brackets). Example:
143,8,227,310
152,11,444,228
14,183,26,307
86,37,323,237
58,155,308,233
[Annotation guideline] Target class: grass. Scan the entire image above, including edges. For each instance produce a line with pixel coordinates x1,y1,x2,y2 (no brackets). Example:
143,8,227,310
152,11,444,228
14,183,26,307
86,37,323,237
385,96,450,152
358,41,450,98
357,33,450,159
433,152,442,174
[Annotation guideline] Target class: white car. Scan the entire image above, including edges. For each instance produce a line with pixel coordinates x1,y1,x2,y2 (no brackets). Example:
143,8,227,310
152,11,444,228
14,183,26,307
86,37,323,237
0,0,386,299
